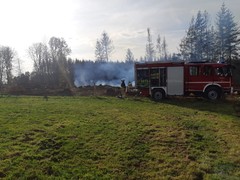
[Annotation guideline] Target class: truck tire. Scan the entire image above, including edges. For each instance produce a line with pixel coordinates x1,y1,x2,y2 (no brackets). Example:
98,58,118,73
205,87,221,100
152,89,165,101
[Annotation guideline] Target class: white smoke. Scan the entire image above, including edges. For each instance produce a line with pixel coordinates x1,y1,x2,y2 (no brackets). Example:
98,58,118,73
74,61,134,87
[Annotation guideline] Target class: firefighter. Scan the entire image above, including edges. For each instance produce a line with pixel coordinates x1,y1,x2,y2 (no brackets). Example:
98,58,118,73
120,79,126,98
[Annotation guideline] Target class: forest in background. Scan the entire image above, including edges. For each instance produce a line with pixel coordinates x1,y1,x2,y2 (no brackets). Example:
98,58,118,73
0,3,240,95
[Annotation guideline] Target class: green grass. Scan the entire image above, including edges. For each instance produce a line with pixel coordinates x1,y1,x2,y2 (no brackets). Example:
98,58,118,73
0,96,240,179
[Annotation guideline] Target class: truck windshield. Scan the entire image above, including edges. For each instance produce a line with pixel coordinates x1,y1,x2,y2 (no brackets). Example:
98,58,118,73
136,69,149,88
215,66,232,77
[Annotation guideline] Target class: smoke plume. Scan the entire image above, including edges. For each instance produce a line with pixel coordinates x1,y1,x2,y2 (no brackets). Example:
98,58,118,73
74,61,134,87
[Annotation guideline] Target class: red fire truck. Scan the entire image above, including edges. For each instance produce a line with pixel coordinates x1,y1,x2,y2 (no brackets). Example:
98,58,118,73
135,61,233,100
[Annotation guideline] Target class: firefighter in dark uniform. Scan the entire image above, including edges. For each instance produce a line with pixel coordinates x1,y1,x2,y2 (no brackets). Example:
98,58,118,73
120,79,126,98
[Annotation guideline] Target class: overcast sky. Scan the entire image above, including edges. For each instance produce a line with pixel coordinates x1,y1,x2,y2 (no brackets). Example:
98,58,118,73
0,0,239,71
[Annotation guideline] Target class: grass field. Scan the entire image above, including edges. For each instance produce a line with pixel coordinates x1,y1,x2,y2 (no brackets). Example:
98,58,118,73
0,95,240,179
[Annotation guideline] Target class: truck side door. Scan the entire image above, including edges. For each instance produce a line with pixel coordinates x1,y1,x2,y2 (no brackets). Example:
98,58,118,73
185,65,201,92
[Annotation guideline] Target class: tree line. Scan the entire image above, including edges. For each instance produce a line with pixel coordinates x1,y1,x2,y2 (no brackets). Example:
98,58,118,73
180,3,240,64
94,28,170,62
179,3,240,84
0,37,75,94
0,3,239,94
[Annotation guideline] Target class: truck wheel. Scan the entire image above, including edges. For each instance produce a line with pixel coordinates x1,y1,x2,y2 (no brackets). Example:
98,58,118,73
152,89,165,101
205,87,220,100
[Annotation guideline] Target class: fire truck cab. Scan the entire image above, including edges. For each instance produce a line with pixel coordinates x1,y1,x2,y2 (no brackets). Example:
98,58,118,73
135,61,232,100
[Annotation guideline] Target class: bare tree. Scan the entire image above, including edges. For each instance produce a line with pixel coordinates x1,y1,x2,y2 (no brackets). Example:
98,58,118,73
28,43,49,74
15,58,22,76
0,46,15,85
48,37,72,88
0,49,4,85
27,37,73,89
49,37,71,62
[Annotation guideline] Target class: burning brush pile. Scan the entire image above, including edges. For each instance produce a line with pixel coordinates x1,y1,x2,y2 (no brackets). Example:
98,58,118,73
76,85,119,96
74,61,134,87
73,61,136,96
76,83,138,97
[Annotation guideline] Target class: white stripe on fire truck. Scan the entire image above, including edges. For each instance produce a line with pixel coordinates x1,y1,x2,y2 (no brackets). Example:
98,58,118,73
185,81,230,84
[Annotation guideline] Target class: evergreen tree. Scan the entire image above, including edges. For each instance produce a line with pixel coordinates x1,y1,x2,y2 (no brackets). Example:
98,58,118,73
162,37,168,60
145,28,155,61
194,11,209,60
206,26,218,61
156,35,161,60
180,17,196,61
125,49,134,62
215,3,240,64
139,56,144,62
180,11,213,61
95,40,104,62
101,31,114,62
95,31,114,62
